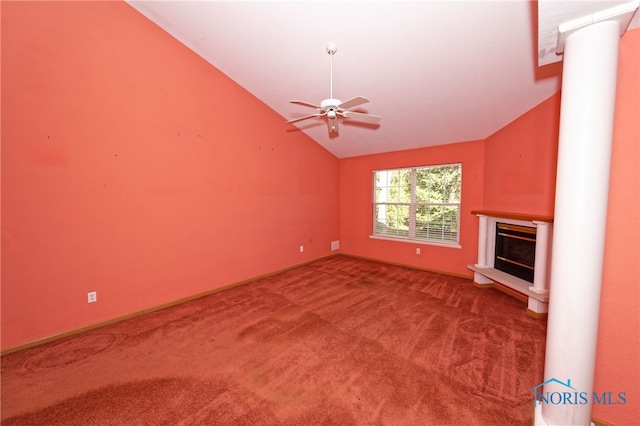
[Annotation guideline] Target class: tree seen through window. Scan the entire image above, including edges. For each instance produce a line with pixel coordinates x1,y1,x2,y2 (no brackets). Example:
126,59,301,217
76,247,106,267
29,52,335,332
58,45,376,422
373,164,461,244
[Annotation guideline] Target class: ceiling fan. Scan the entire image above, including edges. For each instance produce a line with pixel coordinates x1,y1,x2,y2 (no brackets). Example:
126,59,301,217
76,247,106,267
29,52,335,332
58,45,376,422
286,43,381,134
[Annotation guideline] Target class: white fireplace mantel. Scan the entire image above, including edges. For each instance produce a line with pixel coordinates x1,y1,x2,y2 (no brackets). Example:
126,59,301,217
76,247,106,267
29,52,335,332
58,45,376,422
467,210,553,316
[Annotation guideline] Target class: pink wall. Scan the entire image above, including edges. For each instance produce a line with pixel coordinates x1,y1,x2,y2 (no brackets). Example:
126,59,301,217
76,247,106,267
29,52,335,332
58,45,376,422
482,29,639,423
337,90,561,276
482,28,639,424
338,28,639,424
338,141,485,277
2,3,638,423
593,28,639,426
1,1,339,350
483,93,561,216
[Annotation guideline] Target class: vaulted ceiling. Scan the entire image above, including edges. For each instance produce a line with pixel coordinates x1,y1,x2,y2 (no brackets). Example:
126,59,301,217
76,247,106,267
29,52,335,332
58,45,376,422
125,1,639,159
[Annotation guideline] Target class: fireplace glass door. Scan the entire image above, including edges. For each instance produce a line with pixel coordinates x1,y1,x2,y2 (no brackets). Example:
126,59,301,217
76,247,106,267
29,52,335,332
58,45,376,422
494,223,536,283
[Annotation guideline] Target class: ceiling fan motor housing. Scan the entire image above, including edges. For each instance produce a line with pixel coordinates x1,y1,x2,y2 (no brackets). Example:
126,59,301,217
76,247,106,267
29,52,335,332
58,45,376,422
321,99,342,109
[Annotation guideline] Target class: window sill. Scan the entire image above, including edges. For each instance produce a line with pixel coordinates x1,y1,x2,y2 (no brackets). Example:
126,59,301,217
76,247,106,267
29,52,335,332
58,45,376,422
369,234,462,249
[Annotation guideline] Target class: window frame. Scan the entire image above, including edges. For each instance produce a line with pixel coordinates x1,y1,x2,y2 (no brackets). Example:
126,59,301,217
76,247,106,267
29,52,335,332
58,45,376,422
371,163,462,248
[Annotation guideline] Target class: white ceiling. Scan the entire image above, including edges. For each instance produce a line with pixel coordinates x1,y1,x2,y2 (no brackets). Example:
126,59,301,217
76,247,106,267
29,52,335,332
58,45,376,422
125,1,639,159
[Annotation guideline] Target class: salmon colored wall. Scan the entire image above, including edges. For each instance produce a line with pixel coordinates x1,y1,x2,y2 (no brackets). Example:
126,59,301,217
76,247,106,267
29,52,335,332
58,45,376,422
483,92,561,217
338,141,485,277
2,4,637,423
593,28,639,426
1,2,339,350
339,90,561,277
338,25,638,423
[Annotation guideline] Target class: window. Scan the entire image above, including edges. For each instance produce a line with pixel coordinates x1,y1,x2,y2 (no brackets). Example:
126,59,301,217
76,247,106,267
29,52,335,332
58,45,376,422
373,164,462,246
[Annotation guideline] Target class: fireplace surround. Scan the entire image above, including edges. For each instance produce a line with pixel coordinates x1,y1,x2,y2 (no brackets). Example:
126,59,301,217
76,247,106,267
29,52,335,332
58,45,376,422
468,210,553,317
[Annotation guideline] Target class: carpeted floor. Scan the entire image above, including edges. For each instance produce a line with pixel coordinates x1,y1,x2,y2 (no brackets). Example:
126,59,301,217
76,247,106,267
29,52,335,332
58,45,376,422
1,255,546,425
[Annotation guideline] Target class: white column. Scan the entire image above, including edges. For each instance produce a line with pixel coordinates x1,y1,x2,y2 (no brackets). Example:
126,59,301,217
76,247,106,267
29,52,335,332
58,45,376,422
530,221,550,294
540,19,623,426
475,214,488,267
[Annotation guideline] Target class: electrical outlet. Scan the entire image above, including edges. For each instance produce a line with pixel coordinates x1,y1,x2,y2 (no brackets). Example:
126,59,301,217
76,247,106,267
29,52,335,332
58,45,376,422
331,240,340,251
87,291,97,303
416,248,421,255
299,245,304,253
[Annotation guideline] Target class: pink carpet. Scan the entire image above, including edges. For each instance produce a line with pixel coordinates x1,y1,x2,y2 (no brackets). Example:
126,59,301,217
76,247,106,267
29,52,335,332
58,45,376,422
1,255,546,425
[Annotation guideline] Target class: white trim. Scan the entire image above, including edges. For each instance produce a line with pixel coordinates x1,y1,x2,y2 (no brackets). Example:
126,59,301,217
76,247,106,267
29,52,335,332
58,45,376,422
372,162,462,173
372,164,462,245
369,234,462,249
468,265,549,302
484,215,541,269
469,213,553,314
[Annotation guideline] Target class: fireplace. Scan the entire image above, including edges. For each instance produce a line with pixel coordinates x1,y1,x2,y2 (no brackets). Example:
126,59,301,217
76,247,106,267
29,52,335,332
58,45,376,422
467,211,553,316
494,223,536,283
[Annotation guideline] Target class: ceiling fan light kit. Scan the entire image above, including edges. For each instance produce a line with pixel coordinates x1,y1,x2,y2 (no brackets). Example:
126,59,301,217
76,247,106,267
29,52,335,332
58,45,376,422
286,42,381,134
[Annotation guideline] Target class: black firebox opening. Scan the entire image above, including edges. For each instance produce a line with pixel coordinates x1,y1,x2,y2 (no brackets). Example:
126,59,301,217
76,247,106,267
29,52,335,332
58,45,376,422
494,223,536,283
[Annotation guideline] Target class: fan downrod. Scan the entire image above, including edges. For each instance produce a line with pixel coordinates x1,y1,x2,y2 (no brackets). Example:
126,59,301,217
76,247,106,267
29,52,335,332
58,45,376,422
285,41,381,134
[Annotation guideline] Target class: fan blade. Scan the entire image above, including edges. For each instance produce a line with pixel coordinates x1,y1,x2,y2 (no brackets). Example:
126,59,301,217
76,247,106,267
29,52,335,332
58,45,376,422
290,100,322,109
327,116,339,133
342,110,381,124
338,96,369,110
286,113,322,124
